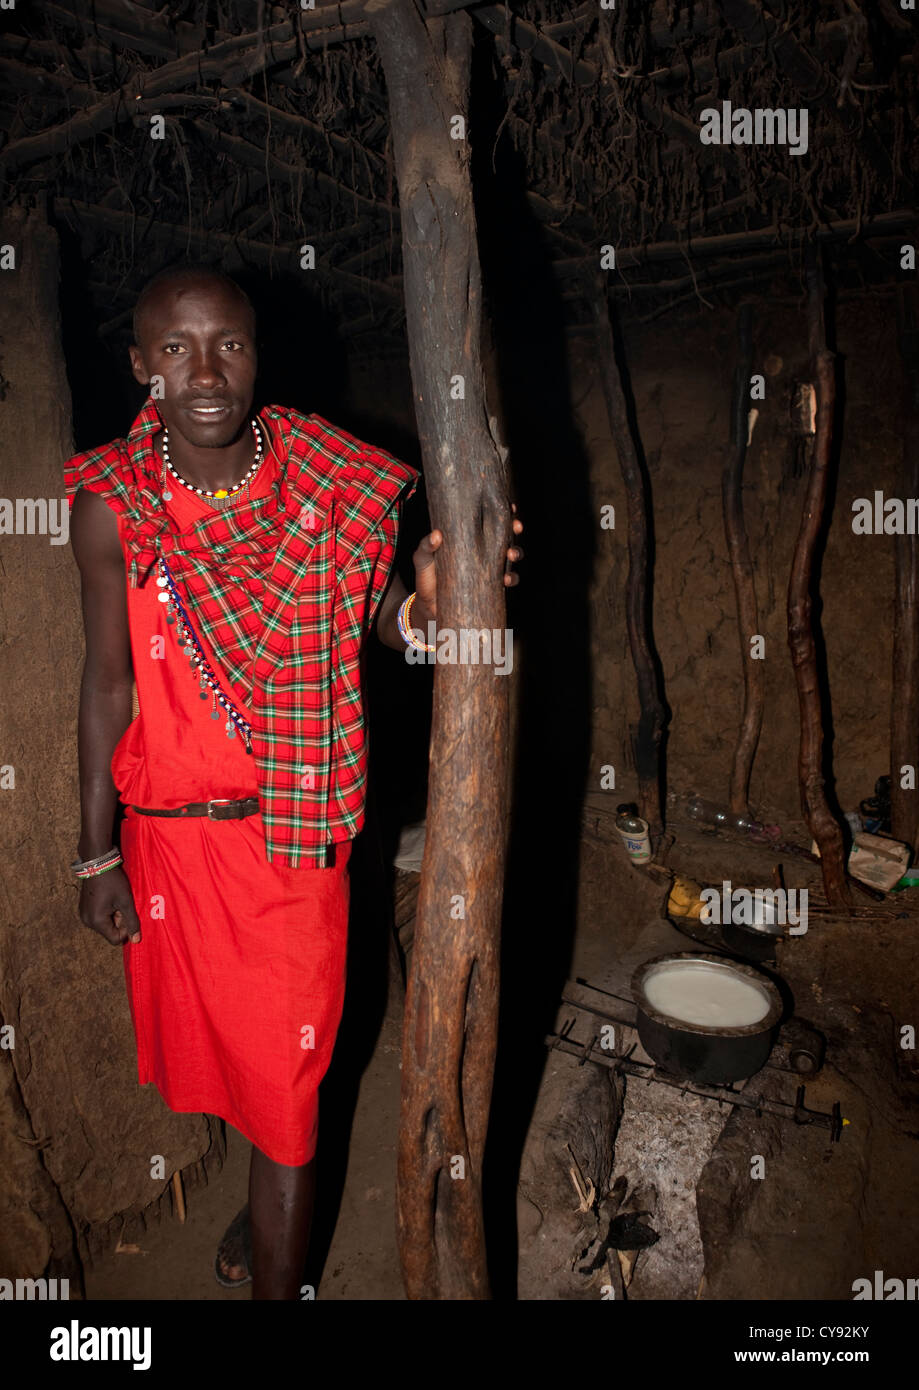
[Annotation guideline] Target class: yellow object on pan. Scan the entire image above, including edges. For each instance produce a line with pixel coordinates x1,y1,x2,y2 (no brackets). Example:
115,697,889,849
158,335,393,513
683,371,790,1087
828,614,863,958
667,876,705,919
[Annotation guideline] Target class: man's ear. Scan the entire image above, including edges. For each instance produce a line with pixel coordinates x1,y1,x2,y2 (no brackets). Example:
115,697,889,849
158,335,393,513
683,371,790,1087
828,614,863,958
128,343,149,386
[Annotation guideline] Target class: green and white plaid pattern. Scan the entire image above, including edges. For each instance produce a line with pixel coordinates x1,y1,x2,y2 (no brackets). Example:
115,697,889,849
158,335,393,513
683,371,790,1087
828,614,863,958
65,397,420,866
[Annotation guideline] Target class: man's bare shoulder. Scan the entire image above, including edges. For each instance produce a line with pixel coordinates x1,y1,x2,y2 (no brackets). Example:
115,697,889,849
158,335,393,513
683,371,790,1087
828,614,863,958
70,486,124,573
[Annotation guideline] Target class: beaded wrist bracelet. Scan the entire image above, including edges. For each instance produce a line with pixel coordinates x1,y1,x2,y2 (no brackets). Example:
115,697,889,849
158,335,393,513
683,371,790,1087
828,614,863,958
71,849,123,880
397,592,436,652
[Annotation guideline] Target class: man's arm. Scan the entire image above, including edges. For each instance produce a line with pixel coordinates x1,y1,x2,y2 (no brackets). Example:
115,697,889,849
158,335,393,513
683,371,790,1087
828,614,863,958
373,569,434,652
70,487,142,944
373,508,524,651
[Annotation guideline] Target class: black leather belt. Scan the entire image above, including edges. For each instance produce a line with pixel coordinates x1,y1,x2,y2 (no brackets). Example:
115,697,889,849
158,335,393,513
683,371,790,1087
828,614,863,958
129,798,260,821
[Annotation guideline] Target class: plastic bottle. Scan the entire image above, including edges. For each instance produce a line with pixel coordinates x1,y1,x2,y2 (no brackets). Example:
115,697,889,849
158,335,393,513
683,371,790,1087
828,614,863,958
686,795,753,831
615,803,651,864
685,795,779,840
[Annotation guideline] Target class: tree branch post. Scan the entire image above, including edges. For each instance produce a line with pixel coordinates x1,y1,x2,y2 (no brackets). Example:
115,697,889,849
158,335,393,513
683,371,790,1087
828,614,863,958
786,247,851,907
722,302,764,815
368,0,510,1300
891,281,919,858
587,273,667,835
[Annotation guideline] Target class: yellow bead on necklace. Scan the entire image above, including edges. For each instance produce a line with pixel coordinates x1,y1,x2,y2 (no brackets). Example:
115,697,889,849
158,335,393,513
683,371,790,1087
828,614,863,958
161,421,263,508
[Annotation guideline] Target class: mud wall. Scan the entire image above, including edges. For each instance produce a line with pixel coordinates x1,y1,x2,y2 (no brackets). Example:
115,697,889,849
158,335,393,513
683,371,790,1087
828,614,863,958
0,206,221,1283
581,293,900,829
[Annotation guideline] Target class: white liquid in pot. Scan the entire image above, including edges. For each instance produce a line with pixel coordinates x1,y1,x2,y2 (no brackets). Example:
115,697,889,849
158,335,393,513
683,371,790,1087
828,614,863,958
643,963,771,1028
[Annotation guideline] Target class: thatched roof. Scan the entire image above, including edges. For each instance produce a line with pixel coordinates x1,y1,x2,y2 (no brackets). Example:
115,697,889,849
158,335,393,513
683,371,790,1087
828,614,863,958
2,0,916,350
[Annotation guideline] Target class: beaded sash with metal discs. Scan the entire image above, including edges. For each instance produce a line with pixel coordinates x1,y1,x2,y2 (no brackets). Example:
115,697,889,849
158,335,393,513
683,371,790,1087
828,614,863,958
155,555,253,753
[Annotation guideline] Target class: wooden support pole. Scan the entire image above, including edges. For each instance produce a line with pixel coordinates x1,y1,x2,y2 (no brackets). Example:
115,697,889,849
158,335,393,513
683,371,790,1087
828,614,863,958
890,282,919,858
368,0,510,1300
786,248,852,908
587,274,667,834
722,302,764,815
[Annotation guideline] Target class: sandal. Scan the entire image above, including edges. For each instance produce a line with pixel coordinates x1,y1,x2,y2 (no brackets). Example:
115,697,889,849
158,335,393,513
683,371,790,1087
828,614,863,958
215,1203,252,1289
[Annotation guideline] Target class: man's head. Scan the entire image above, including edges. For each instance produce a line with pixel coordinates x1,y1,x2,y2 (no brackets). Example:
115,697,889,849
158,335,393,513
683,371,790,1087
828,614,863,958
128,265,258,449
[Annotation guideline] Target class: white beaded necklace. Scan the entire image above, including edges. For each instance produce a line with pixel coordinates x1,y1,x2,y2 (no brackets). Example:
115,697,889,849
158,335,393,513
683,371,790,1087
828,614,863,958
161,420,263,509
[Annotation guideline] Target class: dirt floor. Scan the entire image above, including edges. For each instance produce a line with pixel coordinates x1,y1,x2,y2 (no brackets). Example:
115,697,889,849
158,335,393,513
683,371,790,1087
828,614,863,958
85,1004,406,1301
82,811,919,1302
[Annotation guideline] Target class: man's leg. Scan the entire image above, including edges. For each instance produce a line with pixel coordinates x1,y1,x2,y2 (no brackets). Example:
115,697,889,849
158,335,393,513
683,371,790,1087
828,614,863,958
248,1145,317,1299
217,1146,317,1297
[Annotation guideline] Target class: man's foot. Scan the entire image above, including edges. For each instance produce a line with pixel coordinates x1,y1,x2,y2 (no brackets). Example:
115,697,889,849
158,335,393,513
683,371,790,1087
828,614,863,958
215,1203,252,1288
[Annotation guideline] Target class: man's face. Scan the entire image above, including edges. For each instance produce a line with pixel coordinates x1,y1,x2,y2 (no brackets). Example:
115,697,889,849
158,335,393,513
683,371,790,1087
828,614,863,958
128,279,257,449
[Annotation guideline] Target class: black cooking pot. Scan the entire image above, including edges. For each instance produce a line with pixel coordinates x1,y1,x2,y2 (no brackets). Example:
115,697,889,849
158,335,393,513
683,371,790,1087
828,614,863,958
720,913,784,962
631,952,785,1084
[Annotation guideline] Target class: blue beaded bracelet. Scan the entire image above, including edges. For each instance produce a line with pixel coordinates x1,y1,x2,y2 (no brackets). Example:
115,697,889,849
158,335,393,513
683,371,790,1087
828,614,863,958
397,592,436,652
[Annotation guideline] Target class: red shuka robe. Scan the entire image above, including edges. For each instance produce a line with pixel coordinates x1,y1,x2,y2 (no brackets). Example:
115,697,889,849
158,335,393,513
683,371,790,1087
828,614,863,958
112,450,351,1164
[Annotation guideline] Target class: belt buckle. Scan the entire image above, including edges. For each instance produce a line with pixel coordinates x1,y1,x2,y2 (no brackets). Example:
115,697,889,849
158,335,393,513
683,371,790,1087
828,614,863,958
207,799,236,821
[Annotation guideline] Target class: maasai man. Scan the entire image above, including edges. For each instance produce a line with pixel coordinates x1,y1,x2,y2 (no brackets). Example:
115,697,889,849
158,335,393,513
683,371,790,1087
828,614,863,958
66,266,523,1299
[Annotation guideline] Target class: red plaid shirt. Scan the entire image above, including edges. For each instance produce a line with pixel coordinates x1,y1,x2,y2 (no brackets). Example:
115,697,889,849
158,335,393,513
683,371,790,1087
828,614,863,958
65,397,420,867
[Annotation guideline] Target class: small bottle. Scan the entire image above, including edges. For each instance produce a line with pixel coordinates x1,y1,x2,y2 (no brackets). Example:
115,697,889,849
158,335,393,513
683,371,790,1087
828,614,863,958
615,803,651,864
686,795,766,835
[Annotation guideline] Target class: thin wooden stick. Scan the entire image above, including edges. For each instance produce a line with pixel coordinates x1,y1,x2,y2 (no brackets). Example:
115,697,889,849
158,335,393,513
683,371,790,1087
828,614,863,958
171,1170,186,1224
723,302,764,814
